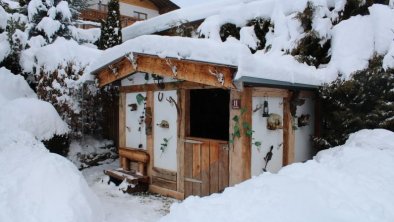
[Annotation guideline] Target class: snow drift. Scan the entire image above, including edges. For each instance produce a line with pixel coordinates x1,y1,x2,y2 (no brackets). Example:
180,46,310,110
161,129,394,222
0,68,103,222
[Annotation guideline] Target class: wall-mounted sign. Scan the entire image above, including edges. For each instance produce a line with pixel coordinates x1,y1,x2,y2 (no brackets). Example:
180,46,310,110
232,99,241,109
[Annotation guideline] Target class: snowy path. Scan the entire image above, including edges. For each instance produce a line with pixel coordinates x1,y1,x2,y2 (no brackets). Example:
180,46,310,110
82,161,177,222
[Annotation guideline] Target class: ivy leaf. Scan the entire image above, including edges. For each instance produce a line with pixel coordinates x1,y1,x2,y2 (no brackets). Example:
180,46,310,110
240,107,247,115
232,115,239,123
246,129,254,137
254,141,262,147
242,122,251,129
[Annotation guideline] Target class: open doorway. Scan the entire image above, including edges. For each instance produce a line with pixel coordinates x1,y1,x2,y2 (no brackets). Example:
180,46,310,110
188,89,230,141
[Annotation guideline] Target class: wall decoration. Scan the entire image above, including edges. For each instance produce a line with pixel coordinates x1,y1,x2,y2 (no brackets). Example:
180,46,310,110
166,96,180,115
152,74,165,89
263,145,274,172
209,68,225,85
160,137,171,153
262,100,269,117
125,52,138,70
165,59,178,77
298,114,310,127
157,92,164,102
232,99,241,109
128,103,137,111
267,113,282,130
157,120,170,129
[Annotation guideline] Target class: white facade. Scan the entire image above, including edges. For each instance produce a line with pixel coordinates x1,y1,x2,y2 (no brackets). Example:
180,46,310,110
251,95,315,176
88,0,160,20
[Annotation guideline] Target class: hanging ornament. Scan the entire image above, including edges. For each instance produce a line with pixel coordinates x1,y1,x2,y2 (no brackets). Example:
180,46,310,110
262,99,269,117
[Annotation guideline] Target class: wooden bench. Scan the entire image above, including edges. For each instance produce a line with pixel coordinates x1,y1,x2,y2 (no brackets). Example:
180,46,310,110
104,147,150,193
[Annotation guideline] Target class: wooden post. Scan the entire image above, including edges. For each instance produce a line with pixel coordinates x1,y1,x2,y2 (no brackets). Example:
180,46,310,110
177,89,186,193
146,91,154,183
119,92,126,167
229,88,252,186
283,94,295,166
121,157,130,171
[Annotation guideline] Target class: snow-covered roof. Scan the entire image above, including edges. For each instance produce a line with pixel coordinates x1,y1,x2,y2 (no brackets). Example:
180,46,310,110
96,0,394,88
122,0,260,41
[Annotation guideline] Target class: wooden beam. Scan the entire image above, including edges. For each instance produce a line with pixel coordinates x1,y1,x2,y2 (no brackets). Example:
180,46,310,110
229,88,252,186
120,81,216,93
241,88,252,181
96,54,236,89
119,147,150,163
149,185,185,200
252,87,290,98
283,95,295,166
119,93,126,168
177,89,186,193
146,91,154,183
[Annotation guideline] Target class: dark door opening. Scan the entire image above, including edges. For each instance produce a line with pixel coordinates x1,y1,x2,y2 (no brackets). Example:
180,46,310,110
189,89,230,141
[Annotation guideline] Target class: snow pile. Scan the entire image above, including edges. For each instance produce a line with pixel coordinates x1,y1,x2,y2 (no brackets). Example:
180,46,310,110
0,130,102,222
161,129,394,222
0,98,69,140
0,67,36,105
0,68,103,222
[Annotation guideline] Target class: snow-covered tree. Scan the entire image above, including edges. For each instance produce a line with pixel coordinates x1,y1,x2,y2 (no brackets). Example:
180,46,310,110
98,0,122,50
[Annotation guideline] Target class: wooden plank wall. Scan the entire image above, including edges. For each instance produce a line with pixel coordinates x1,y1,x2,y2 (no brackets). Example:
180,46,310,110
184,139,229,198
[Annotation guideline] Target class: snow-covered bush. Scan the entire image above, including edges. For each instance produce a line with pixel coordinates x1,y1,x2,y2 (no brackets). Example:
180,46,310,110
317,55,394,148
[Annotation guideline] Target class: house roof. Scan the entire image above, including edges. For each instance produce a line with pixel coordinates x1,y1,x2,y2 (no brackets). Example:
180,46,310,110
150,0,179,12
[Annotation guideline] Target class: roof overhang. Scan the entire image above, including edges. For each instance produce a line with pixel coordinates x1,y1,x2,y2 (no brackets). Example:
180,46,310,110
92,52,237,89
235,76,319,91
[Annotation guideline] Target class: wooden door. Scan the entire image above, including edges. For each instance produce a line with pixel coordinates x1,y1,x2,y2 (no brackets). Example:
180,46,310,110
184,137,229,197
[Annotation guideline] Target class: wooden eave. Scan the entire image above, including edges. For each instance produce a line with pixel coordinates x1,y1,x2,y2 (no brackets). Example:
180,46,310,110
92,53,237,89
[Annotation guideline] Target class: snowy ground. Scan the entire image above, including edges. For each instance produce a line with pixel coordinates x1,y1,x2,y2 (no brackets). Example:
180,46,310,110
82,160,177,222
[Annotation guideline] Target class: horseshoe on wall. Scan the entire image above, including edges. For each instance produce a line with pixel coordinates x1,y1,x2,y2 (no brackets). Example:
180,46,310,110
158,92,164,102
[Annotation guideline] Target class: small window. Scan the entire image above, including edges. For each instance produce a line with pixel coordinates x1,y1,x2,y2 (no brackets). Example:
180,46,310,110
134,11,148,20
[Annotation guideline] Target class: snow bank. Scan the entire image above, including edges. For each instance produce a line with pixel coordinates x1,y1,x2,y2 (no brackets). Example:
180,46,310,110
0,67,36,105
161,129,394,222
0,98,69,140
0,5,8,30
0,130,102,222
0,69,102,222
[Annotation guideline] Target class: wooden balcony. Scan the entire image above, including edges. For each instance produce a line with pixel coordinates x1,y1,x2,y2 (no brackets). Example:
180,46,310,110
79,8,141,28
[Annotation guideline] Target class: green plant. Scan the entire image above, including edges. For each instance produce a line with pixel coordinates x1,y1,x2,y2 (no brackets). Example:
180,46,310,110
230,108,257,144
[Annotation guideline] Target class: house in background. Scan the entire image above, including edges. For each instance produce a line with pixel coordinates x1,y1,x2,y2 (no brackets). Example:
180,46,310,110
79,0,179,29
